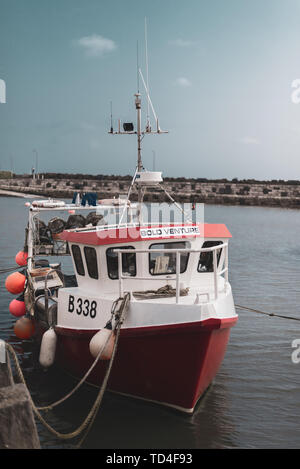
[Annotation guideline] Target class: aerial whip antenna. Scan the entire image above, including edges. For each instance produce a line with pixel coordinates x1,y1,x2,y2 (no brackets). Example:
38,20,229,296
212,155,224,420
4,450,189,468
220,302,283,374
136,41,140,93
145,17,151,132
110,101,113,133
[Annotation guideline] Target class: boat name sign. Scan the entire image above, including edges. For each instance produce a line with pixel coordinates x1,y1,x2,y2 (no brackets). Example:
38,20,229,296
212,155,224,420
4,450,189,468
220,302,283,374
140,225,200,239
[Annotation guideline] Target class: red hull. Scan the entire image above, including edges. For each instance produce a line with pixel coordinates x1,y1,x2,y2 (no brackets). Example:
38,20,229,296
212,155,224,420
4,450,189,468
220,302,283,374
54,317,237,413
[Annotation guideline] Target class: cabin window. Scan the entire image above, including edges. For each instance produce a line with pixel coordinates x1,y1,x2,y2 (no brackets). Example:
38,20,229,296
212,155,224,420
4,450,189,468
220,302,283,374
71,244,85,276
84,247,99,279
198,241,223,272
149,242,190,275
106,246,136,280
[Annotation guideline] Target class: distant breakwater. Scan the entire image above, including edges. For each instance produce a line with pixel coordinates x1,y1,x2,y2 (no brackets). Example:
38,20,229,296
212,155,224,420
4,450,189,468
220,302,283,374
1,176,300,209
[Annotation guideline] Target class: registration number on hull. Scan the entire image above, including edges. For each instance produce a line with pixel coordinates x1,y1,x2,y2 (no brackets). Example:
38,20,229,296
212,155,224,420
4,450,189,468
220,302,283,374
67,295,97,318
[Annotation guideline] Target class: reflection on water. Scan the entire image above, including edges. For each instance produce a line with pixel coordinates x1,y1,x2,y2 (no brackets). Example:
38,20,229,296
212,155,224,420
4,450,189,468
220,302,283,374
1,197,300,448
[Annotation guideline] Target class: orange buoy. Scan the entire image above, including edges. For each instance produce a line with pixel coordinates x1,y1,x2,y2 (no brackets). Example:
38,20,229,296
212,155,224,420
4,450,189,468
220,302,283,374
14,316,35,340
9,298,26,317
15,251,28,266
5,272,26,294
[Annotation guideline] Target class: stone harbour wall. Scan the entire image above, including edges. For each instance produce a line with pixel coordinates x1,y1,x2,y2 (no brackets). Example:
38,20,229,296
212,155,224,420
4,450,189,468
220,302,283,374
1,176,300,208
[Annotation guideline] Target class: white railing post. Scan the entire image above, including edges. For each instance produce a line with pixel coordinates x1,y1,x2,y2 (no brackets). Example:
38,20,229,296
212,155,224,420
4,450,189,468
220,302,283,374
27,209,34,271
213,249,218,300
176,251,180,304
115,243,228,302
118,251,123,297
225,244,228,289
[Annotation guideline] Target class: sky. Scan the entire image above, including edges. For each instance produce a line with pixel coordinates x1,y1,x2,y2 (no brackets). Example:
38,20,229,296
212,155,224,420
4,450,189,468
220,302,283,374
1,0,300,180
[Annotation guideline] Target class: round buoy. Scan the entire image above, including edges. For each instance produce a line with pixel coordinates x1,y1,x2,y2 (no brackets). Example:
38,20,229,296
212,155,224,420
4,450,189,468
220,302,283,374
89,328,115,360
9,298,26,317
5,272,26,294
14,316,35,340
15,251,28,266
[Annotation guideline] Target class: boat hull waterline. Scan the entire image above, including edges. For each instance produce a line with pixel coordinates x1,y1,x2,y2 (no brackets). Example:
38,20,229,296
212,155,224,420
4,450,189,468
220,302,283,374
53,315,237,413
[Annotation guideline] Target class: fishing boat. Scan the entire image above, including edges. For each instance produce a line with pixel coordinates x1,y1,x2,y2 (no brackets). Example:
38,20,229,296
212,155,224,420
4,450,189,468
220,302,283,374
5,62,238,414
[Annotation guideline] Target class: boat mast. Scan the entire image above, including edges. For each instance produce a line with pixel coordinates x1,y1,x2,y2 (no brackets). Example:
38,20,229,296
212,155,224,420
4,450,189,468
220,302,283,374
136,33,143,212
135,92,142,173
135,91,144,220
110,22,168,225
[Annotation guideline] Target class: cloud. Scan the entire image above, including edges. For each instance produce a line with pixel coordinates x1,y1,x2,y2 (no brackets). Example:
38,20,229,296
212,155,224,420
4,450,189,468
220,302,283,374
74,34,117,57
239,136,260,145
169,39,197,47
174,77,192,87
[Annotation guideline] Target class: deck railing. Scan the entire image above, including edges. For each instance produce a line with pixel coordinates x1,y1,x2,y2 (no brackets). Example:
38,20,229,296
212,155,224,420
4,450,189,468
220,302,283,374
115,243,228,303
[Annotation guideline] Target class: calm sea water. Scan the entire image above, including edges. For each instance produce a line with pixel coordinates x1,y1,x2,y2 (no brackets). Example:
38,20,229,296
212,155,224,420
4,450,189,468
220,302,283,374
1,195,300,449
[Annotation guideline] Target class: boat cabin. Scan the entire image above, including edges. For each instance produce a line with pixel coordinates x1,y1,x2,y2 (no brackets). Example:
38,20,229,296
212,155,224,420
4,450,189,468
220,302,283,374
60,222,231,301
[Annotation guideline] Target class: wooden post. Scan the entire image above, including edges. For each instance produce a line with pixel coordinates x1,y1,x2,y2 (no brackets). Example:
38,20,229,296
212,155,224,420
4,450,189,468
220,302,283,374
0,341,41,449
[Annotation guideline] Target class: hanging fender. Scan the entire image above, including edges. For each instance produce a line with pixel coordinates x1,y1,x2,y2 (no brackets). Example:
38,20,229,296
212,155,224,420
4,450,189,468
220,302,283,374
39,327,57,368
89,327,115,361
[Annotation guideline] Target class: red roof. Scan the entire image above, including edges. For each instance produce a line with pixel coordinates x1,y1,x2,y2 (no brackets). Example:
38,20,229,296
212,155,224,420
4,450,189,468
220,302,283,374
59,223,232,246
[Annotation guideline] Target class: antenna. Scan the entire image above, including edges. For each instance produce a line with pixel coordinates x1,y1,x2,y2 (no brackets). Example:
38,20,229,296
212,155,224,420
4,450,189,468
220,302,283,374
136,41,140,93
108,22,168,141
139,69,157,121
10,154,14,175
145,17,151,132
110,101,113,133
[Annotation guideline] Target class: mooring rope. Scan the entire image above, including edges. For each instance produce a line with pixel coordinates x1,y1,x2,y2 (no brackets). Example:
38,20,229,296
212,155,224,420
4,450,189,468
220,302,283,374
4,294,298,446
0,266,24,274
37,295,128,411
235,304,300,322
5,292,130,447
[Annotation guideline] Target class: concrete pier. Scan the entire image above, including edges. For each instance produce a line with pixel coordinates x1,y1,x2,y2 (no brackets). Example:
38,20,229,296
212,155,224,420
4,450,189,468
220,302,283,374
0,343,40,449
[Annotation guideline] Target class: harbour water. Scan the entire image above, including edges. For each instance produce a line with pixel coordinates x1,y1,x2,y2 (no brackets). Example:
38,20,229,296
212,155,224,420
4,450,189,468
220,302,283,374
1,195,300,449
